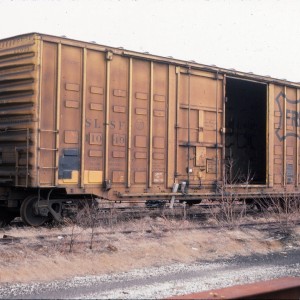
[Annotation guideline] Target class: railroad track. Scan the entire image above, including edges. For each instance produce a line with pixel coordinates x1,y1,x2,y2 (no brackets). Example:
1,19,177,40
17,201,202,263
3,201,262,228
1,217,299,246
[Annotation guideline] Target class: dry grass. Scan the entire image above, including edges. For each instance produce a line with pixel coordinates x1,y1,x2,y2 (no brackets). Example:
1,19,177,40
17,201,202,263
0,217,299,284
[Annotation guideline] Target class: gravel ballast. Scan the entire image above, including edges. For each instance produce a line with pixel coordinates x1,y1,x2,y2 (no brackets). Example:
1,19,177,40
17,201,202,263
0,249,299,299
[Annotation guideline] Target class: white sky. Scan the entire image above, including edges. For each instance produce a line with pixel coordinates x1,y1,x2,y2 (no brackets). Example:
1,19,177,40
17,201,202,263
1,0,300,82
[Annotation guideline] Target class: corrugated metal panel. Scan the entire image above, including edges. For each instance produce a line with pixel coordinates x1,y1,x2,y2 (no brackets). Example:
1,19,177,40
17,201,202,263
0,34,38,186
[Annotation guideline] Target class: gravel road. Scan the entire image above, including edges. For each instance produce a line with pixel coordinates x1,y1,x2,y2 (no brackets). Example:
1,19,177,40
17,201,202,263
1,248,299,299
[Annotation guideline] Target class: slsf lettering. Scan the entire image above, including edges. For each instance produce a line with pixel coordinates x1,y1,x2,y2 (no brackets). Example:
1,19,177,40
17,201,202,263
286,109,300,127
110,121,126,130
86,118,125,130
85,118,101,128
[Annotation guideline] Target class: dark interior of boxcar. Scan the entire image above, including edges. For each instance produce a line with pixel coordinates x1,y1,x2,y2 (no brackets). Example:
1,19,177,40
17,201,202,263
225,77,266,184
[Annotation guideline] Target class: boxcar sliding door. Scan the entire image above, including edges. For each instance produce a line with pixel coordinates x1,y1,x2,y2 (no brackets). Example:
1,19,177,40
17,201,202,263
176,67,223,191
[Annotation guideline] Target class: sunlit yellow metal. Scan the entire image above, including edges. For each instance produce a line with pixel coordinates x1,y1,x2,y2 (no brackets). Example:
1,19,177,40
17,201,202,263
55,43,62,186
80,48,87,188
283,86,287,186
148,61,154,188
127,58,133,188
2,33,300,203
297,88,300,186
104,52,112,181
267,84,275,187
84,170,103,184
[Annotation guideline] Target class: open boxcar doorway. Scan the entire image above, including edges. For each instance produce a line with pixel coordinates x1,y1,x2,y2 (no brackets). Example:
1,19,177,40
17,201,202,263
225,77,267,184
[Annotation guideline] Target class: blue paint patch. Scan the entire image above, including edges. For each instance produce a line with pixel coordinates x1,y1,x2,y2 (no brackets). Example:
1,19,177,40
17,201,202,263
58,148,80,179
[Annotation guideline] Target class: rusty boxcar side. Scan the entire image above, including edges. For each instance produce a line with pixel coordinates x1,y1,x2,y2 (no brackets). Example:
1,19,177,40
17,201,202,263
0,33,299,225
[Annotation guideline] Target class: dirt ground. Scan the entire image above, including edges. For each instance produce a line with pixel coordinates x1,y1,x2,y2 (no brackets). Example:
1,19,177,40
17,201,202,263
0,216,299,284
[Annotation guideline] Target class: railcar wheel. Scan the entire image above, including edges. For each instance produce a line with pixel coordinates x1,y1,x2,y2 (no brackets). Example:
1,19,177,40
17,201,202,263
20,195,48,227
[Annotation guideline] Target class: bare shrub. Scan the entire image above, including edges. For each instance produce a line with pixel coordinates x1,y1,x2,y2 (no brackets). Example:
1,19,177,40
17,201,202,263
68,199,102,250
259,193,300,234
208,195,248,228
66,220,84,253
88,201,97,250
62,202,95,252
208,156,253,227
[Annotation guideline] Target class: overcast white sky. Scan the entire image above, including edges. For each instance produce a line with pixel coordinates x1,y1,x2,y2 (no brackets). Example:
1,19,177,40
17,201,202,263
1,0,300,82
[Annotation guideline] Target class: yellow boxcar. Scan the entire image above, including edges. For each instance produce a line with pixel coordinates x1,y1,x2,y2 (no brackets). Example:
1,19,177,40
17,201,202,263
0,33,299,225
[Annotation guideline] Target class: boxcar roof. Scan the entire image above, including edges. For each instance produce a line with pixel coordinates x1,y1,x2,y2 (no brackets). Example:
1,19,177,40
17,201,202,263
1,32,299,88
